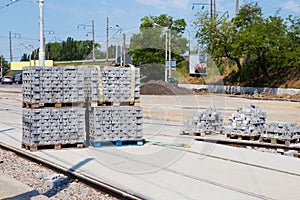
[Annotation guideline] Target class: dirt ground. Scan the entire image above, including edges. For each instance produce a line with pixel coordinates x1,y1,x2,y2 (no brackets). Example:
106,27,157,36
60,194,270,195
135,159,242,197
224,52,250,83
232,92,300,102
0,83,298,124
141,81,300,102
140,82,299,124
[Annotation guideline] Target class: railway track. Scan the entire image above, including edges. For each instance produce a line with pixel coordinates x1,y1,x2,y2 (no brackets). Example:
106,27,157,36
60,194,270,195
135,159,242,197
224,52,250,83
1,123,300,200
1,90,300,199
0,142,143,200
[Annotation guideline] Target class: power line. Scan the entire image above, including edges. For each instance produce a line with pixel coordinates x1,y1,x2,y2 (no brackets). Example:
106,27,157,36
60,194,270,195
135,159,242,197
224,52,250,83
0,0,20,10
77,20,95,61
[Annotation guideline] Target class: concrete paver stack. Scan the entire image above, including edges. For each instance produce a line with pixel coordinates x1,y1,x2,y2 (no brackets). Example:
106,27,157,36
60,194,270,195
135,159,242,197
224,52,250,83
22,65,143,150
85,66,140,103
182,106,224,136
22,108,85,148
22,66,85,104
85,66,143,146
226,104,267,139
89,106,143,142
22,66,86,151
261,122,300,145
181,103,299,145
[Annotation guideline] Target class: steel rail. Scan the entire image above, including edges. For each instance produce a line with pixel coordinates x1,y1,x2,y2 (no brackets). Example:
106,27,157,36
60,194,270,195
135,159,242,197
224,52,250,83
0,142,144,200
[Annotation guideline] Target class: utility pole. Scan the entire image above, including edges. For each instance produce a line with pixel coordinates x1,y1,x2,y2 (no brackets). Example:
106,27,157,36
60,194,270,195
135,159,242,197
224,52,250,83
123,33,126,66
0,58,3,78
106,17,109,62
214,0,216,18
9,31,21,63
210,0,213,19
165,31,168,82
39,0,45,66
235,0,239,16
115,45,118,63
92,20,95,62
9,31,12,63
168,30,171,79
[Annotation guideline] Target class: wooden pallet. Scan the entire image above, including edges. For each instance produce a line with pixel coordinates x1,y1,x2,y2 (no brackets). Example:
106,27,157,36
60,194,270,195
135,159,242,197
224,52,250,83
181,130,222,137
22,102,84,109
90,100,140,107
226,133,260,141
21,142,84,152
90,139,144,148
181,131,206,136
259,137,298,146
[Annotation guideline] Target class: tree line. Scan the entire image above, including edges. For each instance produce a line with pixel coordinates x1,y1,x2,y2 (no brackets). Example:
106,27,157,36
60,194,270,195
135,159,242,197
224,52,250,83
14,3,300,87
21,37,118,62
194,2,300,87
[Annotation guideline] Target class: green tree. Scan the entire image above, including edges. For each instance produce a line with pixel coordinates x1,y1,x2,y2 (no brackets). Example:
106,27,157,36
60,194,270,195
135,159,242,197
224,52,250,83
45,42,62,61
193,2,300,86
129,14,188,66
33,37,100,61
21,53,30,61
0,55,9,75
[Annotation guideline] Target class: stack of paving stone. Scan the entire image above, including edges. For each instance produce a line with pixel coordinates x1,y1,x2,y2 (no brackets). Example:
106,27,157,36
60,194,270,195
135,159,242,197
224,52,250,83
86,66,143,146
89,106,143,143
22,66,86,151
85,66,140,103
260,122,300,144
226,104,267,137
22,66,85,104
22,107,85,150
182,106,224,136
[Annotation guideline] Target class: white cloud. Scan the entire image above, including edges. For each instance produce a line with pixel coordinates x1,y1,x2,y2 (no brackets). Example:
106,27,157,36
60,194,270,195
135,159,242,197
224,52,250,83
282,1,300,13
136,0,189,11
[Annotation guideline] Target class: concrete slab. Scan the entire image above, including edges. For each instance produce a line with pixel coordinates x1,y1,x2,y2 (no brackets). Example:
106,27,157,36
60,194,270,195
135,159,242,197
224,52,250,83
0,173,48,199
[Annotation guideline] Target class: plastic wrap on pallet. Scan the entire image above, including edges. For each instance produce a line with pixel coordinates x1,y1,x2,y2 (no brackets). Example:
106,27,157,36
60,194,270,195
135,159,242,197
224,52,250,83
183,106,224,135
22,107,85,146
89,106,143,142
226,104,266,136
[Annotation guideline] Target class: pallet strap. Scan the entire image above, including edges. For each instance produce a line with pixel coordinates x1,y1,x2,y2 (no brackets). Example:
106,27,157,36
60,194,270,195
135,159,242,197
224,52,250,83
97,66,104,104
129,64,135,105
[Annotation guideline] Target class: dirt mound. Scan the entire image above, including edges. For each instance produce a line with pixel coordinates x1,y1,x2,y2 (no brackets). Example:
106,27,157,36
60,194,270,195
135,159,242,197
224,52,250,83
237,91,300,102
254,92,300,101
291,93,300,100
140,80,194,95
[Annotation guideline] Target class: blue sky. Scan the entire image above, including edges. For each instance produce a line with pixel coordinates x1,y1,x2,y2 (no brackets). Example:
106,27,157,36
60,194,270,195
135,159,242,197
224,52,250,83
0,0,299,61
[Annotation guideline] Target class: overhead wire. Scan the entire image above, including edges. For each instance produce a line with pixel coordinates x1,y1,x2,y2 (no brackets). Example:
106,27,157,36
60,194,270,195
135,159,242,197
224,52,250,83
0,0,20,10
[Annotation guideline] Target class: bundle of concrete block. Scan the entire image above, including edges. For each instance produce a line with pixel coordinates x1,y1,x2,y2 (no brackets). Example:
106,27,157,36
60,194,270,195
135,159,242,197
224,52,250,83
261,121,300,142
22,107,85,150
226,104,267,137
85,66,140,103
87,66,143,146
22,66,86,151
182,106,224,136
22,65,144,150
22,66,85,104
89,106,143,142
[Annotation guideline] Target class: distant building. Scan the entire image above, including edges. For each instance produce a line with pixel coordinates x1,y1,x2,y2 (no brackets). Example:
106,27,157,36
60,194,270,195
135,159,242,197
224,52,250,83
10,60,54,73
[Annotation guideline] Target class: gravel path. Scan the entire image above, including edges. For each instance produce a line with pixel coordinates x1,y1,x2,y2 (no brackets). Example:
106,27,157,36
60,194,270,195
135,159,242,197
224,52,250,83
0,147,118,200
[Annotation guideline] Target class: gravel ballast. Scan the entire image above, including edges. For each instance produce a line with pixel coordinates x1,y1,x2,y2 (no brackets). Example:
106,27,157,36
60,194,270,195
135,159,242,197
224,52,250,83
0,148,117,200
